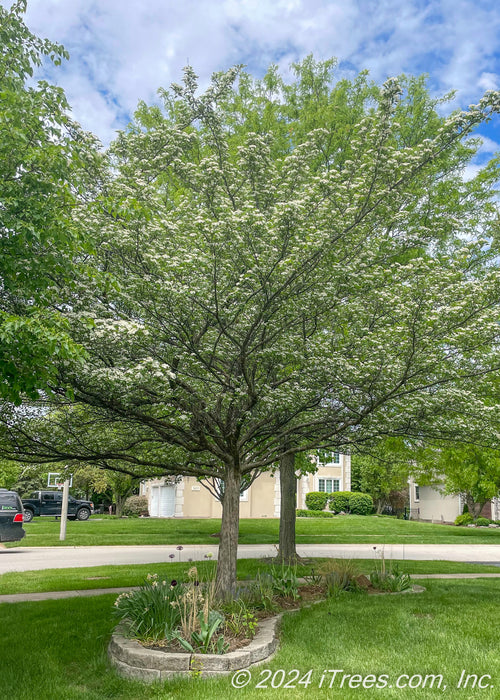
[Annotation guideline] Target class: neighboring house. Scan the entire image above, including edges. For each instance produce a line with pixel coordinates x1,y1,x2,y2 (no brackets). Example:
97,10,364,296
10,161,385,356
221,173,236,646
140,451,351,518
408,478,500,523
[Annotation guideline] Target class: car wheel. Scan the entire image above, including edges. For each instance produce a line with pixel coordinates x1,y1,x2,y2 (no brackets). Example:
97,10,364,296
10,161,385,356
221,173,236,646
23,509,34,523
76,508,91,521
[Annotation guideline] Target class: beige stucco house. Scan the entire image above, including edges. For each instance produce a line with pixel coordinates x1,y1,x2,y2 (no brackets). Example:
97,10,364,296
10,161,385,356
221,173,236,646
140,451,351,518
408,478,500,523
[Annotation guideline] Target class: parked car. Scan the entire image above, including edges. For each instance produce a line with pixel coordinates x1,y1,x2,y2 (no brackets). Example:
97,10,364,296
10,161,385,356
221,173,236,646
0,488,26,543
22,491,94,523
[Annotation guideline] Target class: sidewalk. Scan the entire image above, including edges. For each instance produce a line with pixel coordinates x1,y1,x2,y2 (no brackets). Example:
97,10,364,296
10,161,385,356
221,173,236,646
1,573,499,604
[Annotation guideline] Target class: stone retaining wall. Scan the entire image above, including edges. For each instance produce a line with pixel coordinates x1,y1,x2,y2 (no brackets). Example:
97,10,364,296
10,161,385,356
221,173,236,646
109,615,281,681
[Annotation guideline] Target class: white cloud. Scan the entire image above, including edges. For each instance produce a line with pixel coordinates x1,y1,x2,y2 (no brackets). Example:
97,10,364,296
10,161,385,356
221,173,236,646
476,135,500,154
478,72,500,92
8,0,499,144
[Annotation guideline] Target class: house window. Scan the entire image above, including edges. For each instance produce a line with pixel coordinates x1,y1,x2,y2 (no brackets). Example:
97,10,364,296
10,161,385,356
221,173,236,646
317,450,340,465
318,478,340,493
414,485,420,501
240,489,249,502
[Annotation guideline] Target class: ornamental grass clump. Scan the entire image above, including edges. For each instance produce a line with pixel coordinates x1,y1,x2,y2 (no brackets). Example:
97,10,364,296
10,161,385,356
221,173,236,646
318,559,361,596
113,573,182,642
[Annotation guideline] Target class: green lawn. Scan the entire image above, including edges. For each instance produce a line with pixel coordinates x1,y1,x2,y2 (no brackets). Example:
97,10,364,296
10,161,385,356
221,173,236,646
1,559,499,596
8,514,500,547
1,580,499,699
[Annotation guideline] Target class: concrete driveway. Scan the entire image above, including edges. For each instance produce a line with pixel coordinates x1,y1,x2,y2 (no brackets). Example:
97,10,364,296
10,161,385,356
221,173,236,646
1,543,500,574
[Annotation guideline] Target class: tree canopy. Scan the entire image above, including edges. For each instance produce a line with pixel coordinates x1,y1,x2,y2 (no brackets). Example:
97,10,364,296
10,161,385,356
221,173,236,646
2,56,500,591
0,0,99,403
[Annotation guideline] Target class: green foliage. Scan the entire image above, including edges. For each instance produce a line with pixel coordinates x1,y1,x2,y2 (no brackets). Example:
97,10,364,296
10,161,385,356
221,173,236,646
305,491,329,511
221,598,259,639
0,1,98,403
455,513,474,525
250,571,280,612
350,438,411,511
413,443,500,518
370,547,413,591
268,563,300,600
122,495,149,517
319,559,361,596
112,574,182,641
370,567,412,592
329,491,351,512
475,517,491,527
296,508,335,518
0,459,23,490
174,610,228,655
2,54,500,597
348,492,374,515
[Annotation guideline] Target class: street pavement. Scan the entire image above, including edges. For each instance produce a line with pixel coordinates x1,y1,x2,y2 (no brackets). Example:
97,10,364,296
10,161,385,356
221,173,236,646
1,543,500,575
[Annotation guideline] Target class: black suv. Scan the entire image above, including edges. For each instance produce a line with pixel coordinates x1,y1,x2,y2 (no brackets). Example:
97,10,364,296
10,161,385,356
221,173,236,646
0,489,26,543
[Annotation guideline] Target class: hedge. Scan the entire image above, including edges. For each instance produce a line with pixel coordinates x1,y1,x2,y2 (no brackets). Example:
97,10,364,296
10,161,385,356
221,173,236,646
296,509,336,518
329,491,351,512
304,490,374,515
348,492,374,515
305,491,329,511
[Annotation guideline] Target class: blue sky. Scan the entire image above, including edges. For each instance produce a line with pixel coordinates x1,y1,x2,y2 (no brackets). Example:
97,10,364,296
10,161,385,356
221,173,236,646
11,0,500,159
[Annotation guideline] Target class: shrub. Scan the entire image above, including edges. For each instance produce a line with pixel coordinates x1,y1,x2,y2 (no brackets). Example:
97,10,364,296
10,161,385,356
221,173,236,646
123,495,149,517
329,491,351,512
349,492,374,515
296,509,335,518
305,491,329,511
475,517,491,527
455,513,474,526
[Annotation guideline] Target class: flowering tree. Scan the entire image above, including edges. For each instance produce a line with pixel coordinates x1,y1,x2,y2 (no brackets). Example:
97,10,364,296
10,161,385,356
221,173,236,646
2,60,500,593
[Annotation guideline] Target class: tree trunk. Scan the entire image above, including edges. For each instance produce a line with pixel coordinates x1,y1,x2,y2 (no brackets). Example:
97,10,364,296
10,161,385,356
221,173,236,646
278,452,297,565
465,493,486,519
465,493,484,520
215,466,241,598
114,491,127,517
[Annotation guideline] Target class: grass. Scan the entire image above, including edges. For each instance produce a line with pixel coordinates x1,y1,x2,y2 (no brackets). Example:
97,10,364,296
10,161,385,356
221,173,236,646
1,558,499,596
1,580,499,699
7,513,500,547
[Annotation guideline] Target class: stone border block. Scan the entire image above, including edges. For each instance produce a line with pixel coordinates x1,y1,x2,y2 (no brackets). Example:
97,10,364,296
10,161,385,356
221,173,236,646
109,614,282,681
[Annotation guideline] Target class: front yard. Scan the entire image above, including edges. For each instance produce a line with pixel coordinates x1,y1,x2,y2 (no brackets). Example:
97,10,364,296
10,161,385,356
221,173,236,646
1,579,499,699
7,514,500,548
